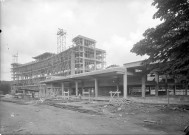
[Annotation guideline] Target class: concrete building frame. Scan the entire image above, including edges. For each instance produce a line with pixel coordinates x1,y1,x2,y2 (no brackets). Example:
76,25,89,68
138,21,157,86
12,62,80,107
11,35,106,94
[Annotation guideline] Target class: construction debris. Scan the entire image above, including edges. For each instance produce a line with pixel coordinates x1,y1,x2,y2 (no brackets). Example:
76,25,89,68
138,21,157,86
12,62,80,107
109,98,131,106
4,94,13,98
16,128,25,132
117,107,122,111
11,113,15,117
143,120,157,124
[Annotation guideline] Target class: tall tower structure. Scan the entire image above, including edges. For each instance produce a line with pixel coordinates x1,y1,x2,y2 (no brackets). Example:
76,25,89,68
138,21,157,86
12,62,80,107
12,52,18,63
57,28,66,53
11,52,19,81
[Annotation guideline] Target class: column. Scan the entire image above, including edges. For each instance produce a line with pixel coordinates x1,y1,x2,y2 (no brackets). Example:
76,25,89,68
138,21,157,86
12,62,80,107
155,72,159,96
51,83,53,90
142,75,146,98
185,83,188,96
75,81,78,96
39,84,41,98
173,78,176,95
45,88,46,97
123,68,128,98
95,78,98,97
61,82,64,96
51,83,53,97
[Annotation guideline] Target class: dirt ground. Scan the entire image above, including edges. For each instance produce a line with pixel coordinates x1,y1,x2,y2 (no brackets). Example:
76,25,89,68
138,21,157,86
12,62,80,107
0,96,188,134
95,101,189,134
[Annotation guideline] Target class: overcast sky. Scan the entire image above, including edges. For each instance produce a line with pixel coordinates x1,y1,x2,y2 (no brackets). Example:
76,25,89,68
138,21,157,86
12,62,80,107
1,0,161,81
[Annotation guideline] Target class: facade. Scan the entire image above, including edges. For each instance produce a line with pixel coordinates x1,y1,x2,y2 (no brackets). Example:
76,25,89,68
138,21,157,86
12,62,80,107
11,35,106,93
40,61,188,99
11,35,188,99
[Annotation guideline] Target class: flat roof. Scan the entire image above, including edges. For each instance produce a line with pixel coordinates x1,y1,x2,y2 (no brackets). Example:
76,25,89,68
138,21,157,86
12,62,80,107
123,60,143,68
41,67,127,83
72,35,96,43
33,52,55,60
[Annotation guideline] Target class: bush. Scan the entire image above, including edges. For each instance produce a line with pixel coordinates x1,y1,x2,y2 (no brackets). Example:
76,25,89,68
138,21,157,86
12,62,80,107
0,82,11,94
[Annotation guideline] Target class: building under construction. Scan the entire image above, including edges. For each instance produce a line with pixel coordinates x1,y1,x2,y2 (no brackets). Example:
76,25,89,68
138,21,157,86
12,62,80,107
11,30,188,100
11,33,106,95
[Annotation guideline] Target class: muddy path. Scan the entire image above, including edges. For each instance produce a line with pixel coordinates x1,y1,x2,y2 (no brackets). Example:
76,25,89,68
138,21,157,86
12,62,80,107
0,101,168,134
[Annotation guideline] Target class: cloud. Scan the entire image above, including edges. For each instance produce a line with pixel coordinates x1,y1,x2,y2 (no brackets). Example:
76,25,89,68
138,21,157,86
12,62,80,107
101,33,147,67
1,0,160,81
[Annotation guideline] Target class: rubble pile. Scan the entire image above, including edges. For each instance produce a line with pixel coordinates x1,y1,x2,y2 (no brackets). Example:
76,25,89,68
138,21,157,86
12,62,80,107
109,98,131,106
4,94,14,99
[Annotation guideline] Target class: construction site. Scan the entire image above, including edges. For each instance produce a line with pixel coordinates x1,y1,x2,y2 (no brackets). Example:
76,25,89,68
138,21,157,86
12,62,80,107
10,29,189,101
0,29,188,135
11,29,106,98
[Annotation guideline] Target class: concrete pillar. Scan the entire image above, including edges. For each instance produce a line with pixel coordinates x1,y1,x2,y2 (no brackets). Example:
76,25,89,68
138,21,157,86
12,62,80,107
75,81,78,96
95,78,98,97
45,88,46,97
165,75,168,96
185,83,188,96
61,82,64,96
51,83,53,91
123,68,128,98
51,83,54,97
174,79,176,95
23,90,26,95
39,84,41,98
155,72,159,96
142,75,146,98
149,87,151,95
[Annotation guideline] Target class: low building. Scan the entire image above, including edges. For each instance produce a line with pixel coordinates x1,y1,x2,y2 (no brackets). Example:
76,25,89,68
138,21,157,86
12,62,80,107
41,61,189,98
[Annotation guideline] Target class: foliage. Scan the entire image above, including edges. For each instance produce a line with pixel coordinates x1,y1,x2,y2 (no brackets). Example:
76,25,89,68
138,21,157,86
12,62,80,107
131,0,189,76
0,81,11,94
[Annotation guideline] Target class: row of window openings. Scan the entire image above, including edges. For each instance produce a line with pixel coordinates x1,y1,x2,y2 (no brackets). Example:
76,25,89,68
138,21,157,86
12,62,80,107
14,64,103,80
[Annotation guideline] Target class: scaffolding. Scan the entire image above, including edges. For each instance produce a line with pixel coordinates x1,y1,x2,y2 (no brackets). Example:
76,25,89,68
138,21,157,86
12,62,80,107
12,52,18,63
11,52,19,81
57,28,66,54
11,34,106,93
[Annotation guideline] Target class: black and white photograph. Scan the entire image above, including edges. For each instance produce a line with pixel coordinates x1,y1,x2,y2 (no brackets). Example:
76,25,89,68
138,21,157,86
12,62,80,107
0,0,189,134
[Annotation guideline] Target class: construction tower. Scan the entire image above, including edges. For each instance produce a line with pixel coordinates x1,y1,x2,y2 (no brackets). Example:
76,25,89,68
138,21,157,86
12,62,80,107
57,28,66,53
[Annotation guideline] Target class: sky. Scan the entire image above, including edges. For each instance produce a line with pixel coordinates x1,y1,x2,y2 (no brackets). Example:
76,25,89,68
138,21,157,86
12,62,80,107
1,0,161,81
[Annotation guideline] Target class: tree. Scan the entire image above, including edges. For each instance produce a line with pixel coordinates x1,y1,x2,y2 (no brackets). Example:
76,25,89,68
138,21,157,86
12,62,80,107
0,81,11,94
131,0,189,76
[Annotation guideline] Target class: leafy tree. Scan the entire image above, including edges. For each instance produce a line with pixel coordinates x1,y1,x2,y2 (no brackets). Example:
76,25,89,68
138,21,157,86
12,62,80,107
0,81,11,94
131,0,189,76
